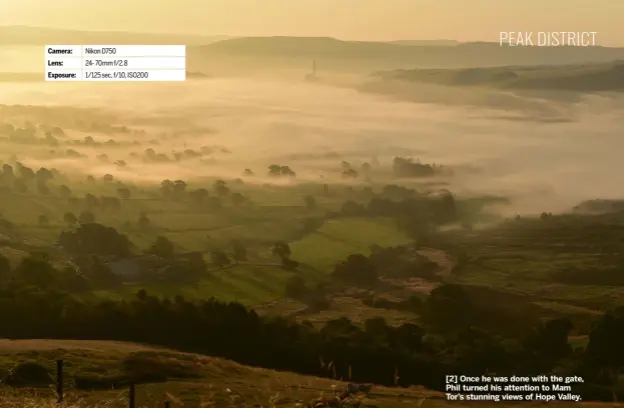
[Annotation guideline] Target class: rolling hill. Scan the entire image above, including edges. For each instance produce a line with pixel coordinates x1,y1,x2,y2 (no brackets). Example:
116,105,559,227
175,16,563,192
0,339,439,407
191,36,624,68
0,339,619,407
0,26,231,46
387,39,461,46
368,61,624,91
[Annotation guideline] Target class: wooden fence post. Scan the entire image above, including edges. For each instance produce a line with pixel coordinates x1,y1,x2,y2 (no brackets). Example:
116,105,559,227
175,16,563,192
129,383,136,408
56,359,63,404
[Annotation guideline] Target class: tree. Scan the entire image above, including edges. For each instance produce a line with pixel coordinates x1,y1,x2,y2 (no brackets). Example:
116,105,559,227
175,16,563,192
232,239,247,262
147,236,174,258
186,252,206,274
268,165,296,177
78,210,96,224
38,214,50,226
243,168,254,176
37,183,51,196
304,195,316,210
45,133,59,146
14,253,58,288
63,212,78,226
332,254,378,285
341,200,365,216
285,276,307,299
281,257,300,270
102,174,114,182
213,180,229,197
434,191,457,224
268,164,282,176
585,307,624,373
272,241,292,260
280,166,296,177
16,163,35,181
58,185,72,199
2,164,14,181
160,180,174,199
207,197,222,210
342,168,358,179
88,256,122,289
210,250,230,267
173,180,187,196
0,253,11,286
35,167,54,184
524,317,573,363
13,179,28,194
137,212,151,229
189,188,209,206
58,223,133,256
231,192,245,205
84,193,99,209
424,284,473,330
364,317,390,338
144,148,157,160
100,197,121,213
117,187,131,199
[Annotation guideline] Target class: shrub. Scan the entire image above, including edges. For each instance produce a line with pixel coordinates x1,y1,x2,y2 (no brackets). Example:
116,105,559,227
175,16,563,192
4,362,53,387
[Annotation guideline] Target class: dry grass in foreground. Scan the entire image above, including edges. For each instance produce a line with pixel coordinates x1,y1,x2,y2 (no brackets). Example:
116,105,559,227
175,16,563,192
0,339,623,407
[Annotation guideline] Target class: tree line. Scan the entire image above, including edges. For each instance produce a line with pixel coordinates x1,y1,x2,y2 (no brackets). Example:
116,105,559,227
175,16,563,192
0,282,622,400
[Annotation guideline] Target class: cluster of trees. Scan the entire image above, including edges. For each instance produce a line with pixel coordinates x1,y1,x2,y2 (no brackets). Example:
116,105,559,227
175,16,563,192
392,157,438,178
143,148,174,163
285,245,438,308
0,121,62,144
143,146,230,163
0,163,136,227
338,192,457,234
59,223,133,257
0,252,119,292
339,161,371,179
283,244,441,315
0,162,64,196
268,164,296,177
0,284,622,400
161,179,246,208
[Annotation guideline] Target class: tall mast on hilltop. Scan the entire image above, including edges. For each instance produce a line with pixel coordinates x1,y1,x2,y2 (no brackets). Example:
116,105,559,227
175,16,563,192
305,59,318,81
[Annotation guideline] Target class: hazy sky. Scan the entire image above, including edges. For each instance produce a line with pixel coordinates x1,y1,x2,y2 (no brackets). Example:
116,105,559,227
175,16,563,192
1,0,623,45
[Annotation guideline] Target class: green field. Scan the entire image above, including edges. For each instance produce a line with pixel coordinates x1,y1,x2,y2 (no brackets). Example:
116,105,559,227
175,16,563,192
1,179,413,307
289,217,412,273
90,264,296,305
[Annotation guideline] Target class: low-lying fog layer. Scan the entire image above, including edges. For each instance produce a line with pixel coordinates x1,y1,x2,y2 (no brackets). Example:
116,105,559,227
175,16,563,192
0,78,623,215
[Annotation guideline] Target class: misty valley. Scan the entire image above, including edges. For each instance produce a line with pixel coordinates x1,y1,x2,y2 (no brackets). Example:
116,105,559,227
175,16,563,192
1,30,624,408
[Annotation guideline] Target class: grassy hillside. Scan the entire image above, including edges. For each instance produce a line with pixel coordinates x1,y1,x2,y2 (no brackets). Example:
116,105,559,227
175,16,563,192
191,37,624,70
370,61,624,92
0,339,619,407
290,217,412,273
0,339,432,407
434,212,624,333
387,40,461,46
89,264,295,305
